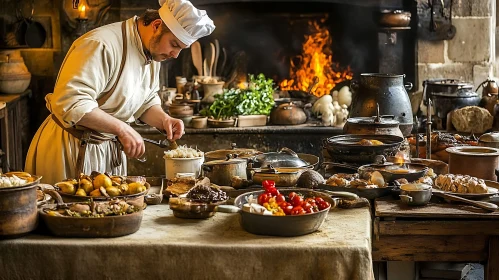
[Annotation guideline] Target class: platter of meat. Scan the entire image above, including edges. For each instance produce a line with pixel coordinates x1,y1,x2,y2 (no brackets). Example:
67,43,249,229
432,174,499,199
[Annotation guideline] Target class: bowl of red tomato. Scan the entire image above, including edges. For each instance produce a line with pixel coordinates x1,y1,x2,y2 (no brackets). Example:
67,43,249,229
232,180,336,236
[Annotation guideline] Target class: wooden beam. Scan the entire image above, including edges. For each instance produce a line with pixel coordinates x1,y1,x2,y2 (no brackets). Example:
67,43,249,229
376,220,499,236
373,235,488,262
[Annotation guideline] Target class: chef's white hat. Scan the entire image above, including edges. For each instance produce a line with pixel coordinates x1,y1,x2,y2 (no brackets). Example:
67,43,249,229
158,0,215,47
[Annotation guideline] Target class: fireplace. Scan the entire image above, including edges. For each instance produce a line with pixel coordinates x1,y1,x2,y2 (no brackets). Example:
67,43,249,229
165,0,418,95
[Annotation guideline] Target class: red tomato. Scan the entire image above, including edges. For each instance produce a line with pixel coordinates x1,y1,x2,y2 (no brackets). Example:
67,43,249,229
262,180,276,190
288,192,298,201
305,198,316,206
276,194,286,203
266,187,279,196
282,204,294,215
258,193,272,205
302,202,313,212
291,206,305,215
315,197,325,204
317,201,331,211
305,207,315,214
291,195,304,207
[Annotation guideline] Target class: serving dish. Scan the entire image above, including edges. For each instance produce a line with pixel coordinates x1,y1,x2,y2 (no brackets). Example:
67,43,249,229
316,183,394,200
435,179,499,200
39,190,143,238
169,197,228,219
231,188,342,237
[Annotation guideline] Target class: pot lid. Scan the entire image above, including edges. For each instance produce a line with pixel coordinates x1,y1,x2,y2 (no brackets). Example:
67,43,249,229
479,132,499,143
205,143,261,160
424,79,476,97
347,103,400,126
203,158,246,166
252,148,310,168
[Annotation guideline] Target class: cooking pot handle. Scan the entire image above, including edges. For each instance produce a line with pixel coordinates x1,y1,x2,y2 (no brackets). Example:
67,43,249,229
404,82,413,91
202,165,213,173
280,147,298,157
226,153,239,160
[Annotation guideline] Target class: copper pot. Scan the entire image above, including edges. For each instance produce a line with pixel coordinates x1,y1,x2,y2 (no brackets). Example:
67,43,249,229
377,10,411,27
270,103,307,125
446,146,499,181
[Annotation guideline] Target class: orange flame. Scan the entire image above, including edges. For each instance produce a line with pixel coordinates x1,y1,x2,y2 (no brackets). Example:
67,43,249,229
393,151,408,165
280,20,353,97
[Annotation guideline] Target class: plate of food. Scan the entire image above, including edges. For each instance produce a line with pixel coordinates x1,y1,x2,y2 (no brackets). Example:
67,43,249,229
432,174,499,200
318,172,394,199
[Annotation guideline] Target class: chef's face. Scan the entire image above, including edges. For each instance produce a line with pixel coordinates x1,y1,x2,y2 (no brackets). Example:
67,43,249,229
149,22,187,62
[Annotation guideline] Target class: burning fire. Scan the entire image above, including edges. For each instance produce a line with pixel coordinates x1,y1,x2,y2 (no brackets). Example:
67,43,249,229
393,151,409,165
280,20,353,97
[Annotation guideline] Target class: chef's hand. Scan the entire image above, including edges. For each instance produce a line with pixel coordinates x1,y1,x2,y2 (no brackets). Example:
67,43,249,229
162,116,185,141
117,125,145,158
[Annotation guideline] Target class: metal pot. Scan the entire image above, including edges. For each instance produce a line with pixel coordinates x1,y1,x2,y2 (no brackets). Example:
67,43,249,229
399,183,432,206
269,103,307,125
204,143,262,162
349,73,413,136
251,167,306,187
343,103,404,137
249,147,313,169
423,79,481,130
478,132,499,149
202,158,247,186
0,176,41,237
446,146,499,181
323,134,404,164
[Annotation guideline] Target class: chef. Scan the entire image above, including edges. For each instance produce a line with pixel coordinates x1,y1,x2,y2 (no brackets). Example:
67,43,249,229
25,0,215,184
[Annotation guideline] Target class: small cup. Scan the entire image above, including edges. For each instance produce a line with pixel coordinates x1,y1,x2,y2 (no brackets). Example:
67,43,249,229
191,116,208,129
399,183,432,206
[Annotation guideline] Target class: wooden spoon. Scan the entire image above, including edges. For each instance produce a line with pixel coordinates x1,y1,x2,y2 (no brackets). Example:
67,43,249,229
213,39,220,77
432,189,498,212
190,41,203,76
209,42,216,77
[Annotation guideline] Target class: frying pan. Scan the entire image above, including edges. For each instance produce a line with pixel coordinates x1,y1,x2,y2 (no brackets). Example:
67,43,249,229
323,134,404,164
14,1,46,48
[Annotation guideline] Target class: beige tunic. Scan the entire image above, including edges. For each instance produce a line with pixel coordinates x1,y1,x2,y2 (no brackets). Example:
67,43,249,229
25,17,161,184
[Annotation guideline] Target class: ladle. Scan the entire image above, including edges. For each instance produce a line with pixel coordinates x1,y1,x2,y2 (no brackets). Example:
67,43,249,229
432,189,498,212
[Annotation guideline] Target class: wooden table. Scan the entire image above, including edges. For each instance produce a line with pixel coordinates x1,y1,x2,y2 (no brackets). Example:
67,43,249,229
372,197,499,280
0,202,374,280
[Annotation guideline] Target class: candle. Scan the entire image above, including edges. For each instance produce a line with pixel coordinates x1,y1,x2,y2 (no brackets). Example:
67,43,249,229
79,4,86,19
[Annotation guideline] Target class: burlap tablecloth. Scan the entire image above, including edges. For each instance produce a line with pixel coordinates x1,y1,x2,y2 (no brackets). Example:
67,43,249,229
0,205,373,280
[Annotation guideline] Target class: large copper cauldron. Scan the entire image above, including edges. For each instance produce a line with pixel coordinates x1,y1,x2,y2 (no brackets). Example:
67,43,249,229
349,73,413,136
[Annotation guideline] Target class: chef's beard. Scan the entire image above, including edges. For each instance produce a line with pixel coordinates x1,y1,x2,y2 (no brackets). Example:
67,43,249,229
149,32,172,62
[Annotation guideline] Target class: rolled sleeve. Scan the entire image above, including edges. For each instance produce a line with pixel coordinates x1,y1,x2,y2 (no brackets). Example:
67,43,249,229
47,38,115,127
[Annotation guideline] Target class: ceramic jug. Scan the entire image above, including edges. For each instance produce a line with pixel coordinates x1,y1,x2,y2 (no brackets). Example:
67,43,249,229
0,50,31,94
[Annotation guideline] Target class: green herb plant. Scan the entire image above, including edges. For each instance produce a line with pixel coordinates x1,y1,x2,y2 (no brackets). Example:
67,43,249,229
201,73,275,120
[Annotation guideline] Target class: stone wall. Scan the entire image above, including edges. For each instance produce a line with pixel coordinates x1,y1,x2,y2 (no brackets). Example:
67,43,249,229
417,0,496,92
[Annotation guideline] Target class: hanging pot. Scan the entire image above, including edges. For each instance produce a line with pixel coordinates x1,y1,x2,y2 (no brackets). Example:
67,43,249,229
14,3,46,48
349,73,413,136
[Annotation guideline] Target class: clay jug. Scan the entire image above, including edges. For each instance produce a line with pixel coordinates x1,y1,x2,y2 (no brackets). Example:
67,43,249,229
270,103,307,125
0,50,31,94
478,79,498,115
349,73,413,136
